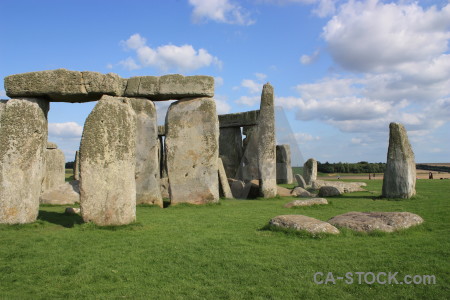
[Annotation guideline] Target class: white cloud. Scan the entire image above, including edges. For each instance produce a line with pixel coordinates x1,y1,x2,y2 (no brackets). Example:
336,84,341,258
300,49,320,65
48,122,83,138
214,95,232,114
189,0,255,25
119,33,222,72
0,89,6,98
214,76,224,87
323,1,450,73
293,132,320,143
241,79,263,94
235,95,260,106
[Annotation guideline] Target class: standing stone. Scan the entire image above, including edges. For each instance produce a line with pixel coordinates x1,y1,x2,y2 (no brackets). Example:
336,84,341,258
303,158,317,186
238,125,259,181
218,158,233,199
230,180,245,199
0,98,49,224
382,122,416,199
219,127,243,178
130,98,162,207
79,95,137,225
42,142,65,193
276,144,293,184
165,97,219,204
257,83,277,198
295,174,307,189
73,151,80,180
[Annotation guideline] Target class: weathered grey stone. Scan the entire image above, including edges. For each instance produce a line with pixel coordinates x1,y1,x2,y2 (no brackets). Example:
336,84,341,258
328,212,424,232
382,122,416,199
5,69,126,102
291,187,314,197
277,186,293,197
269,215,339,235
257,83,277,198
46,141,58,149
238,125,259,181
124,74,214,100
157,125,165,136
165,98,219,204
318,186,344,197
42,147,65,193
295,174,307,189
65,207,81,215
312,180,366,193
276,144,293,184
79,95,137,225
130,98,162,207
242,180,260,199
303,158,317,185
219,127,243,178
0,98,49,224
284,198,328,208
40,181,80,205
218,158,233,199
218,110,260,128
230,180,245,199
160,177,170,199
73,150,80,180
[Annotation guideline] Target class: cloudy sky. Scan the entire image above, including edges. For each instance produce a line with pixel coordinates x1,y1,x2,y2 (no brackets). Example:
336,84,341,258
1,0,449,164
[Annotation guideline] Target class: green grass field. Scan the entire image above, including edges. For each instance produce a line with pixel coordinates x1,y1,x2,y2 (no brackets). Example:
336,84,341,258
0,179,449,299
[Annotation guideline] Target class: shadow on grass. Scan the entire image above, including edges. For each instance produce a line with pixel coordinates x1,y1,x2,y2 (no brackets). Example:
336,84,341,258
37,210,84,228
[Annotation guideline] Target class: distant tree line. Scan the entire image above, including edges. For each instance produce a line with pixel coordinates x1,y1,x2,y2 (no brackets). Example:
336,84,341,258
416,164,450,173
65,161,74,169
317,161,386,174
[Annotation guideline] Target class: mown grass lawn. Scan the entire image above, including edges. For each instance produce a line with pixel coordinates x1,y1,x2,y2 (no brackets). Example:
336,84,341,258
0,179,448,299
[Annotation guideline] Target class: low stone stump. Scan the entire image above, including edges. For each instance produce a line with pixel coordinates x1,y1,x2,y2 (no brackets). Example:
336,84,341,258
284,198,328,208
328,212,424,232
303,158,317,185
318,186,344,197
269,215,339,235
40,181,80,205
291,187,314,197
277,186,293,197
312,180,366,192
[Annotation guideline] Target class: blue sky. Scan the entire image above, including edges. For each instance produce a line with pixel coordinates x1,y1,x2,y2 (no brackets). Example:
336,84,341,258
1,0,449,165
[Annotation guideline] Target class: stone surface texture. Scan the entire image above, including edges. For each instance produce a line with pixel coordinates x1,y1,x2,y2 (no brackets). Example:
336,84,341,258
42,147,65,193
218,158,233,199
40,181,80,205
73,150,80,180
303,158,317,185
277,186,293,197
230,180,245,199
295,174,307,189
328,212,424,232
312,180,366,193
130,98,162,207
165,97,219,204
276,144,293,184
79,95,137,225
219,127,243,178
238,125,259,181
218,110,260,128
284,198,328,208
257,83,277,198
269,215,339,235
318,186,344,197
291,187,314,197
382,122,416,199
0,98,48,224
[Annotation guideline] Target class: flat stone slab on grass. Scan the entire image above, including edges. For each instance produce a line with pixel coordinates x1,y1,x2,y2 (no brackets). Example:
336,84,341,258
269,215,339,235
313,180,366,192
318,186,343,197
40,180,80,205
328,212,424,232
291,186,314,197
284,198,328,208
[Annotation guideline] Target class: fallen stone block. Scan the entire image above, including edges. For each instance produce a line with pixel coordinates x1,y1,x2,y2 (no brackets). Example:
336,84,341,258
269,215,339,235
284,198,328,208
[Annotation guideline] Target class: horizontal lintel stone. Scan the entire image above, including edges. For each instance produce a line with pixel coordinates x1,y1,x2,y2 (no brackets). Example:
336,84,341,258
218,110,260,128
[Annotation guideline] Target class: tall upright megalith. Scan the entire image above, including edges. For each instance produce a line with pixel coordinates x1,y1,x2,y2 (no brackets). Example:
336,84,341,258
303,158,317,186
130,98,162,207
42,142,65,193
0,98,48,224
276,144,293,184
73,150,80,180
165,97,219,204
257,83,277,198
79,95,137,225
219,127,243,178
382,122,416,199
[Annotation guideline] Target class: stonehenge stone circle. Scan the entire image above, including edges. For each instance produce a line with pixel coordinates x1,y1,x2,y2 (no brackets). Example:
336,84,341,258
130,98,162,207
276,144,293,184
165,97,219,204
382,122,416,199
79,95,137,225
0,98,48,224
219,127,243,178
303,158,317,186
257,83,277,198
42,142,65,193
